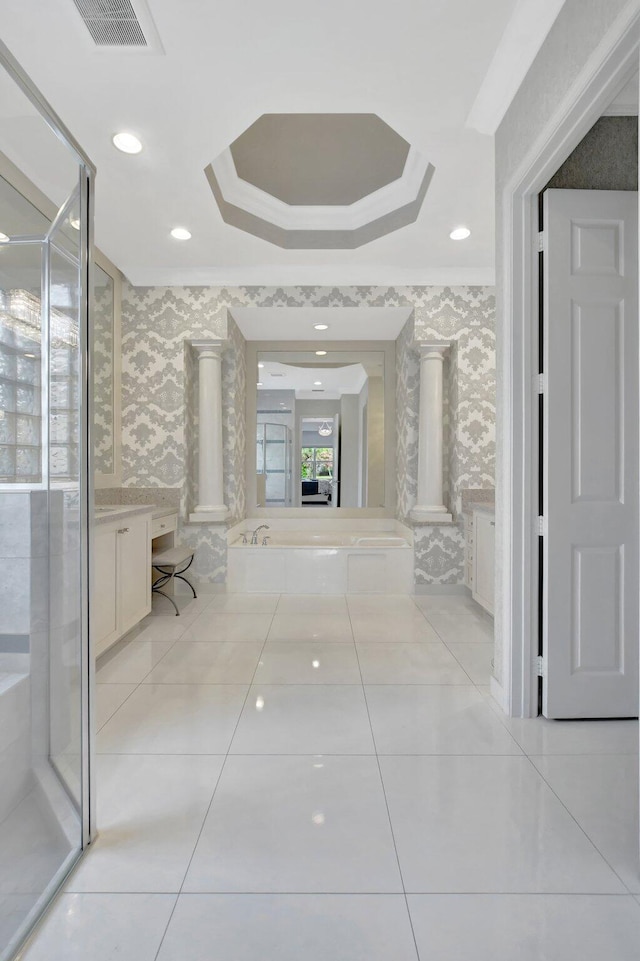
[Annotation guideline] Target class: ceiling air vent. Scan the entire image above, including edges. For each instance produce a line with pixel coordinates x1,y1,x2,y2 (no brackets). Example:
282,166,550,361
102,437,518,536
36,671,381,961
72,0,164,51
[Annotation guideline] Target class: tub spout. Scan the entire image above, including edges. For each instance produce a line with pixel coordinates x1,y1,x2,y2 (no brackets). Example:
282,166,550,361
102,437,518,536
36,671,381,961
250,524,270,545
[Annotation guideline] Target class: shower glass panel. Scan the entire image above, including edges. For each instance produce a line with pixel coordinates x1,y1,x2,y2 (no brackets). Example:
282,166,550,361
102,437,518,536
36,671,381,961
257,422,292,507
0,43,93,961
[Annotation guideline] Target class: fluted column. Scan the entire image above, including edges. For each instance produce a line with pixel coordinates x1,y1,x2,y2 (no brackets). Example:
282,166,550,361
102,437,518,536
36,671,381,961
190,340,228,522
411,342,452,523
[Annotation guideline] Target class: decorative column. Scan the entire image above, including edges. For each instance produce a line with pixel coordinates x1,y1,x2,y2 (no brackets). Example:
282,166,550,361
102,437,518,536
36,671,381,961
189,340,228,522
411,342,452,523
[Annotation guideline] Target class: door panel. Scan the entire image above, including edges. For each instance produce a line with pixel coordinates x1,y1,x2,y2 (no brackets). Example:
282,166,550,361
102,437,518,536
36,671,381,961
543,189,638,718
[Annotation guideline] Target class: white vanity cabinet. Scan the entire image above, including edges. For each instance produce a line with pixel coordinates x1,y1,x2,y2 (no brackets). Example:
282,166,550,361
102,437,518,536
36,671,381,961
93,511,152,657
472,509,495,616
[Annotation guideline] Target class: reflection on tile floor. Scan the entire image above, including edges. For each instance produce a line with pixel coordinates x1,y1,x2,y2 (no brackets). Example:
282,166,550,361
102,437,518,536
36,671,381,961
21,592,640,960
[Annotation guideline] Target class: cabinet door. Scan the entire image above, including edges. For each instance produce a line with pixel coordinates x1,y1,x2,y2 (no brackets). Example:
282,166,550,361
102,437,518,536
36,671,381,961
117,515,151,636
93,527,118,657
473,512,495,615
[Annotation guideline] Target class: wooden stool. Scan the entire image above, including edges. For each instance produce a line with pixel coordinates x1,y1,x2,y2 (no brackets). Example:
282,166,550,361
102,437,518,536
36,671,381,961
151,546,197,616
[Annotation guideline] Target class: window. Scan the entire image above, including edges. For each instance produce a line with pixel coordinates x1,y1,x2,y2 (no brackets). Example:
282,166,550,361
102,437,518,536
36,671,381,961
301,446,333,480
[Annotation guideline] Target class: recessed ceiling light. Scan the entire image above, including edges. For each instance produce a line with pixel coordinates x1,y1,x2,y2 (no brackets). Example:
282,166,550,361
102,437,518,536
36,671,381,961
314,324,329,330
258,362,264,368
315,350,327,356
0,232,9,242
314,381,322,386
450,226,471,241
112,132,142,154
170,227,191,241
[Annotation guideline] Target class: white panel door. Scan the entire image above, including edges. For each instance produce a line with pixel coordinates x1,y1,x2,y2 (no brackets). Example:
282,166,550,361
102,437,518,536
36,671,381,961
543,189,638,718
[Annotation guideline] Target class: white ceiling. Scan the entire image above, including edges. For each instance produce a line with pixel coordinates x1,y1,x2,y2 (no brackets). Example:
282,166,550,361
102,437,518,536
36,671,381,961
0,0,568,287
258,361,368,399
232,306,412,341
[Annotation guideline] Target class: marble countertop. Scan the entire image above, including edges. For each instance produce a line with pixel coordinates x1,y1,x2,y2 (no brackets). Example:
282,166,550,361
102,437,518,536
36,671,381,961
94,504,178,526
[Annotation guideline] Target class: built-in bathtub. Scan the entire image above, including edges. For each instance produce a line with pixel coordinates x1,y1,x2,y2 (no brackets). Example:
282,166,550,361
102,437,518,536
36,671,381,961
227,528,414,594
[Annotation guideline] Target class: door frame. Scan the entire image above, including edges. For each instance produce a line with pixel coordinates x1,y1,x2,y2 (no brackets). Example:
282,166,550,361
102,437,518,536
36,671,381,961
498,9,640,717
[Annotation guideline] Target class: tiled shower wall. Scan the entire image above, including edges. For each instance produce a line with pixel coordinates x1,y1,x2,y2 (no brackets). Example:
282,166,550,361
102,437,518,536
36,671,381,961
121,284,495,585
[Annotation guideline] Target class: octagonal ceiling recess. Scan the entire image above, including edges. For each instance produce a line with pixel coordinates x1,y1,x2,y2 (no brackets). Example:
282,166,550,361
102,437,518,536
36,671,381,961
205,113,434,250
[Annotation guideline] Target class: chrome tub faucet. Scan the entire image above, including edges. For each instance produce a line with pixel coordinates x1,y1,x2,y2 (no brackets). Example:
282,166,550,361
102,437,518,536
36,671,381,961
250,524,270,545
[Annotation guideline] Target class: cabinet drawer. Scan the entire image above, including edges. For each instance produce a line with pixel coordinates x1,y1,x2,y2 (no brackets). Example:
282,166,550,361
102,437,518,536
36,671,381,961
152,512,177,537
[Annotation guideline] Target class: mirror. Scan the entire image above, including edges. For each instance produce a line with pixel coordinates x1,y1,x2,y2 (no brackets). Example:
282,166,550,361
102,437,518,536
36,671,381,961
255,348,385,509
93,257,121,486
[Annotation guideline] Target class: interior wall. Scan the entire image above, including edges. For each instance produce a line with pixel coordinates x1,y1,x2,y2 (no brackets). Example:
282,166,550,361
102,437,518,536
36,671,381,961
121,284,495,585
494,0,634,686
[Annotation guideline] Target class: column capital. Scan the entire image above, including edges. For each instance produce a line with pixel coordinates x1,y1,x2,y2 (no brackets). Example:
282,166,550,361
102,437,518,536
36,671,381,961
415,341,451,361
190,339,226,360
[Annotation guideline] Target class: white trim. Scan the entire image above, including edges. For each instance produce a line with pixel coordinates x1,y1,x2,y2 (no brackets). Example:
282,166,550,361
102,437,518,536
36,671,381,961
500,2,640,718
490,674,509,713
127,266,496,288
466,0,568,135
211,145,432,231
601,102,639,116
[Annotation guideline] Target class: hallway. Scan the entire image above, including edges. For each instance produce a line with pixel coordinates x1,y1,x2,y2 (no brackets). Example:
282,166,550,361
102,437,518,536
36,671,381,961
21,593,640,960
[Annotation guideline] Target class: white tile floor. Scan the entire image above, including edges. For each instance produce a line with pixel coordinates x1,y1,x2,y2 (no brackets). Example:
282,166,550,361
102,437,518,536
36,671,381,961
19,593,640,961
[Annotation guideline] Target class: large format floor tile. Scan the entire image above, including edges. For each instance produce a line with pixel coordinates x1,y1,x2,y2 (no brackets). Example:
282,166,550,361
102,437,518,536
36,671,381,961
268,613,353,643
0,792,74,897
532,754,640,893
181,612,274,642
136,614,196,643
67,755,223,893
365,685,521,755
380,755,625,893
407,894,640,961
95,684,137,730
96,637,176,684
347,595,421,616
356,642,469,685
412,593,480,615
230,685,375,755
350,611,441,644
445,642,494,685
207,594,280,613
183,756,402,893
425,612,494,644
255,641,361,684
495,716,639,756
20,893,177,961
276,594,348,614
143,641,264,684
97,684,248,754
156,894,419,961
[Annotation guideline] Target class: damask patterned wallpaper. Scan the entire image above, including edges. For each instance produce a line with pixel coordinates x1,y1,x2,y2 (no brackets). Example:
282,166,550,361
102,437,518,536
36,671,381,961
121,284,495,586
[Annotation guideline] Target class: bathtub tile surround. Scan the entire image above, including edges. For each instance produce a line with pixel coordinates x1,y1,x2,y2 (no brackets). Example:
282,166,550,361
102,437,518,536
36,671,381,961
25,593,640,960
120,285,495,587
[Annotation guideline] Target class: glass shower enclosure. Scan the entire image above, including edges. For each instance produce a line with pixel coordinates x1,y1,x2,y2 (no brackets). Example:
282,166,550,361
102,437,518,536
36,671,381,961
0,41,94,960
